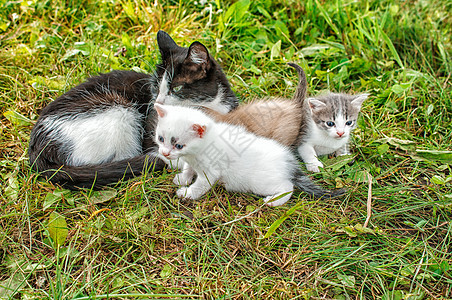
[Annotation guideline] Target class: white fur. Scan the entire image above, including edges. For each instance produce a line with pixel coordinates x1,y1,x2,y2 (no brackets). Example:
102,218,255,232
44,107,142,166
154,104,297,206
155,73,173,105
154,72,230,114
199,87,229,114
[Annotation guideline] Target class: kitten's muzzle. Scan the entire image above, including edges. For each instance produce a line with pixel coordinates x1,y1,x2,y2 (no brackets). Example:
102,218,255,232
159,149,171,158
155,96,165,104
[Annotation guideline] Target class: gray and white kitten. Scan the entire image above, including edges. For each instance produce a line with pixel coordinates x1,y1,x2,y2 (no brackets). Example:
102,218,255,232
297,93,368,172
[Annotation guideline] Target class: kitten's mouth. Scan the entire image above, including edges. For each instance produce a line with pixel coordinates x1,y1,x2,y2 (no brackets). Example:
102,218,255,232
159,153,175,160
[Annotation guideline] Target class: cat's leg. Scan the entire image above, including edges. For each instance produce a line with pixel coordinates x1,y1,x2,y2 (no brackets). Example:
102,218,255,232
177,172,218,200
298,144,323,172
263,182,293,207
335,144,349,156
173,163,195,186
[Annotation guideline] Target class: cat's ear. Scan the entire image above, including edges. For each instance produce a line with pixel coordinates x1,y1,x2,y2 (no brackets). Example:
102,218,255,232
192,124,207,138
308,98,326,111
154,103,167,118
351,93,369,109
186,42,211,71
157,30,180,61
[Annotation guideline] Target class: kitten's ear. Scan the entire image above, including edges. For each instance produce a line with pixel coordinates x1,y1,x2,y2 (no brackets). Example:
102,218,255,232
154,103,167,118
186,42,211,71
351,93,369,109
308,98,326,111
192,124,207,138
157,30,180,61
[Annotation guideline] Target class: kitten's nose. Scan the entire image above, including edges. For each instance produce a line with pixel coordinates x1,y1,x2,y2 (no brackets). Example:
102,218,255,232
161,150,170,157
337,131,344,137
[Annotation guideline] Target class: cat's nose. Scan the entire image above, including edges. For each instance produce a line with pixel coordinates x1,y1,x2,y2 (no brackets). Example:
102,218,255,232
155,96,164,104
161,150,170,157
336,131,344,137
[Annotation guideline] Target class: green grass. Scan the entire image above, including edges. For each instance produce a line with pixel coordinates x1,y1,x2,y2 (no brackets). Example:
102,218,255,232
1,0,451,298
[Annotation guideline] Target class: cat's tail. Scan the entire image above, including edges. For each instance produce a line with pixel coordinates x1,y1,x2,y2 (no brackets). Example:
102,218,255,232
288,62,308,103
34,154,166,190
292,169,346,198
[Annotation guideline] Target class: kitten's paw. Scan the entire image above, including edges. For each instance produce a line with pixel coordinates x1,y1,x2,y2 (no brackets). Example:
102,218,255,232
264,195,287,207
263,191,292,207
336,151,350,157
176,187,189,199
306,162,323,172
176,187,198,200
173,173,192,186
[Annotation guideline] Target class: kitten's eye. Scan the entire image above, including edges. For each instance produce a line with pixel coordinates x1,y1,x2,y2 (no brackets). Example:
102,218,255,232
345,120,353,126
175,144,184,150
172,85,183,93
158,136,164,143
326,121,335,127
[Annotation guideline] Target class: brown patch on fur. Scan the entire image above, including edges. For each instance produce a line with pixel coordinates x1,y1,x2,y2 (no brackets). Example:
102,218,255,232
201,63,308,147
205,98,302,146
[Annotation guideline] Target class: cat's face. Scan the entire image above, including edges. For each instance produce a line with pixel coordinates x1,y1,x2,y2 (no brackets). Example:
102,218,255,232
308,93,368,139
154,104,207,160
154,31,234,114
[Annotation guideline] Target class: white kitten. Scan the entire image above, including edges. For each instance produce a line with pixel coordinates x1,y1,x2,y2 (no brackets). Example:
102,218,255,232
154,103,341,206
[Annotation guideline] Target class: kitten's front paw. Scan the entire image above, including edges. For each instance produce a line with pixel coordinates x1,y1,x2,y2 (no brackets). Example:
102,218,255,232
176,187,189,199
176,187,198,200
173,173,192,186
306,161,323,172
264,196,287,207
336,151,350,157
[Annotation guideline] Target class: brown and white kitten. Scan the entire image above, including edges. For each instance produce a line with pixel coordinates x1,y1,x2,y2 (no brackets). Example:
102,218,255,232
203,62,307,147
201,63,367,173
28,31,238,189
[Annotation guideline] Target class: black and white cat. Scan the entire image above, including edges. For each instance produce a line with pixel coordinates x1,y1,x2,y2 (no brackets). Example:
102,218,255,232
153,103,342,206
28,31,238,189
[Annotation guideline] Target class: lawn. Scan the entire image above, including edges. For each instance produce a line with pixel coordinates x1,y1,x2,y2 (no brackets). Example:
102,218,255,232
0,0,451,299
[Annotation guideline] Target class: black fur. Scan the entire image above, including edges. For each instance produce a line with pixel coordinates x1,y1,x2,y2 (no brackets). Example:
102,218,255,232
292,169,346,198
